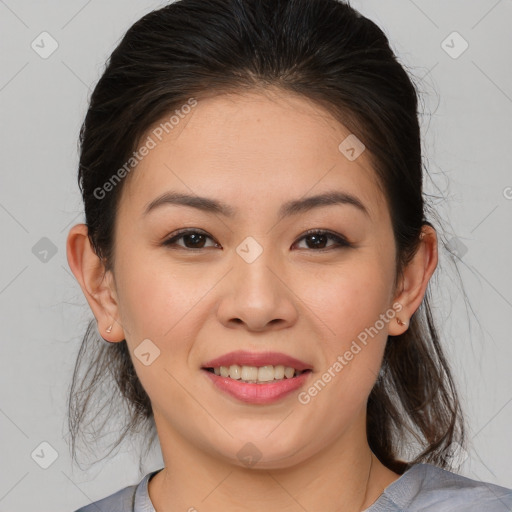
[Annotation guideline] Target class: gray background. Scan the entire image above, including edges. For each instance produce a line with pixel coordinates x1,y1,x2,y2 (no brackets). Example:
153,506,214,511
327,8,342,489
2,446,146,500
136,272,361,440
0,0,511,510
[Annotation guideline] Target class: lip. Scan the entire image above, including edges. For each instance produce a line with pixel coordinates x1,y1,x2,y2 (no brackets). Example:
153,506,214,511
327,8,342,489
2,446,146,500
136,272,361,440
202,369,312,404
202,350,312,372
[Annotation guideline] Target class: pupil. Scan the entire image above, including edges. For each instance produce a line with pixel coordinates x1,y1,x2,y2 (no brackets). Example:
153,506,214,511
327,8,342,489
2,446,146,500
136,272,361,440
185,234,204,248
308,234,326,249
183,234,328,249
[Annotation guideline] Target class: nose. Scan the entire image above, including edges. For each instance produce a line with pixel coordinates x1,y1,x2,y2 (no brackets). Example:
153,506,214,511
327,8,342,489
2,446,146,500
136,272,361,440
216,245,299,332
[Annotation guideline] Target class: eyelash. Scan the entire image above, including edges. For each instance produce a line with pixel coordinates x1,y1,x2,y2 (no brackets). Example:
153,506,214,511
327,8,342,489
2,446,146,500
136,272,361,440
162,228,352,252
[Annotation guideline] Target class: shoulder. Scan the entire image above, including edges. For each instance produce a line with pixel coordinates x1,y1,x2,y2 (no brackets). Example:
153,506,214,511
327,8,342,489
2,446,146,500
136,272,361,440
72,468,161,512
73,483,137,512
382,463,512,512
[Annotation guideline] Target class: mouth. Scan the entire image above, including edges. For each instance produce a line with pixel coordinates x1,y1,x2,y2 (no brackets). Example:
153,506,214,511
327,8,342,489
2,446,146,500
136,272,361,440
201,351,313,404
203,365,312,384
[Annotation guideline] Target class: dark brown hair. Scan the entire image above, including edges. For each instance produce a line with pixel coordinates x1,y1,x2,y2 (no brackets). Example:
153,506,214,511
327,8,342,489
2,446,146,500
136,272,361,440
68,0,466,474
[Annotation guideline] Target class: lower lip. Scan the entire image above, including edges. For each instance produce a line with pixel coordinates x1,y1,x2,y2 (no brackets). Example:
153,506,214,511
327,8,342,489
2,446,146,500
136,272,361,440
202,369,312,404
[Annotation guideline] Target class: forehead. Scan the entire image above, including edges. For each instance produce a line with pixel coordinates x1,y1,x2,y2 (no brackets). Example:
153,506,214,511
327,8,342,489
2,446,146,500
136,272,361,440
120,89,388,222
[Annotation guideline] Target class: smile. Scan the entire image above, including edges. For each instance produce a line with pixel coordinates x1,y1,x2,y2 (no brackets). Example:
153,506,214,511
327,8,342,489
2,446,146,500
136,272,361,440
205,364,310,383
201,350,313,403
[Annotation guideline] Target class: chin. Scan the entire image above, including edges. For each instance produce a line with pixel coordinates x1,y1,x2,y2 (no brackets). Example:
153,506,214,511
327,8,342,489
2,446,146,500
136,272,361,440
213,431,312,470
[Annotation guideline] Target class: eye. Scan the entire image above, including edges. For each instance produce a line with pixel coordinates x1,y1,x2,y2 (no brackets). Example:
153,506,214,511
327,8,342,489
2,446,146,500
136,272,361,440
162,229,220,249
293,229,352,251
162,228,352,251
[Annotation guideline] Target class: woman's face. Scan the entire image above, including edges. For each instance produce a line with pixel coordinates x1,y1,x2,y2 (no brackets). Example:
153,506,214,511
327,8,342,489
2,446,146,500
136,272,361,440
109,89,403,468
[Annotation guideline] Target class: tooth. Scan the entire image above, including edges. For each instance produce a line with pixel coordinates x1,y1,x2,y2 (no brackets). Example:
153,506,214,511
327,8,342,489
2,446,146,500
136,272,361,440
213,364,302,381
229,364,241,379
241,365,258,381
284,366,295,378
274,365,285,380
257,365,275,382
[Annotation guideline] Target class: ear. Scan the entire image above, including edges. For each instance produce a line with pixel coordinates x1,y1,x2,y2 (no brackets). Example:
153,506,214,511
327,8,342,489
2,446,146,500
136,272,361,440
66,224,125,342
388,225,438,336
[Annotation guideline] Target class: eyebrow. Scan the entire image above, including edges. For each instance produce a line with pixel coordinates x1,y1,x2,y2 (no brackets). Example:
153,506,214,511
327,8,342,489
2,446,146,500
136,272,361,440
143,190,370,220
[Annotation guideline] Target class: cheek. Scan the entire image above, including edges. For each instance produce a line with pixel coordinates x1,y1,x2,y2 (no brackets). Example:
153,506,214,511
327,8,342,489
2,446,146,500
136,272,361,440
299,254,395,341
112,250,208,410
295,251,396,407
114,246,209,340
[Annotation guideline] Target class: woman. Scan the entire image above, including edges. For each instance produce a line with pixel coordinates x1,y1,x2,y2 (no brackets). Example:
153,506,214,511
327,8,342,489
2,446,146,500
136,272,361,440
66,0,512,510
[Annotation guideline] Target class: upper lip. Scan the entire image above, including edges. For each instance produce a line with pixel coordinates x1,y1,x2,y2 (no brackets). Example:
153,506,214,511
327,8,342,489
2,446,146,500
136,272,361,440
202,350,312,371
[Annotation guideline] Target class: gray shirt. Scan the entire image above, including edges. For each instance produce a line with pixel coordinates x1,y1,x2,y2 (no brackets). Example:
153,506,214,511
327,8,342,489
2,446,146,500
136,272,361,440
74,462,512,511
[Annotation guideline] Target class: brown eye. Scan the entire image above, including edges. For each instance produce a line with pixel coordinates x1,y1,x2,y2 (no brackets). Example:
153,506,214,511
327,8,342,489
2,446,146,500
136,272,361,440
162,229,219,249
162,228,351,251
294,230,351,251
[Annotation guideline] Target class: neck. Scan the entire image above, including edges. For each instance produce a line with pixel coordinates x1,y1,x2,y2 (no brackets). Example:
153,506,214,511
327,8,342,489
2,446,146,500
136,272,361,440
148,412,400,512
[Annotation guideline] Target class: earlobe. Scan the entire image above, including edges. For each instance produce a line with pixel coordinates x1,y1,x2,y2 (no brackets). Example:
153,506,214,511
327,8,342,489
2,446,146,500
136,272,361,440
66,224,124,342
388,226,438,336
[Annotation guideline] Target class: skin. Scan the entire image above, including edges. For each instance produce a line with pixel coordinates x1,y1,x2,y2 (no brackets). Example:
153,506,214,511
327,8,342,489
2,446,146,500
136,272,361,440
67,88,438,511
